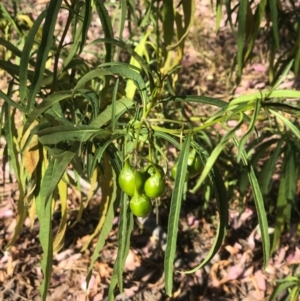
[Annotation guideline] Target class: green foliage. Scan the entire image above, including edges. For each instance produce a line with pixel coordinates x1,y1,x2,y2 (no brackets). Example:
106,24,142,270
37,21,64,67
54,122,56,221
1,0,300,300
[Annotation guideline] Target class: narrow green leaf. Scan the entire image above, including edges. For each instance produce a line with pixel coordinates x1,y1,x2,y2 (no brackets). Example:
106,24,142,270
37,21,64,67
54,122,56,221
234,89,300,103
164,133,191,296
233,136,270,268
80,0,92,53
111,79,119,131
94,0,114,62
269,280,297,301
237,98,261,162
36,143,78,300
269,0,279,48
86,156,117,290
167,94,228,108
271,174,286,253
215,0,223,32
118,0,127,42
37,125,112,144
27,0,63,111
153,131,181,149
23,90,72,133
4,102,26,249
19,10,47,104
3,104,20,183
284,144,296,202
191,113,244,193
91,38,155,89
258,137,284,195
72,65,147,103
0,90,26,112
183,167,228,273
271,59,294,92
91,97,134,128
237,0,248,78
89,136,123,179
162,0,174,46
270,110,300,139
108,197,134,300
166,0,195,50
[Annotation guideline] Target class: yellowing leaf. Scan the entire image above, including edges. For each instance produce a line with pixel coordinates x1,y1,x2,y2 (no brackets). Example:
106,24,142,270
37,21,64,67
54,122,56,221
81,152,114,251
53,177,68,254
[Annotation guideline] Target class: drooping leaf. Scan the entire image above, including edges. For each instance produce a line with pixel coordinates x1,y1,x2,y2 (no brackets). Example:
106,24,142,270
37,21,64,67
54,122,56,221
82,154,117,250
94,0,114,62
237,0,248,79
258,137,284,195
164,133,191,296
27,0,63,111
36,143,78,300
233,135,270,268
183,167,228,273
53,177,68,254
23,90,73,133
271,172,286,253
166,0,195,50
19,10,47,104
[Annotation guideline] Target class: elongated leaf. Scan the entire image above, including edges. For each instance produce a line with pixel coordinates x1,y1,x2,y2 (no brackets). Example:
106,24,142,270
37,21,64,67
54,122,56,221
24,90,72,134
80,0,92,53
36,143,78,300
269,0,279,48
0,37,25,58
270,110,300,139
0,90,26,112
19,10,47,104
82,154,117,250
233,89,300,104
271,173,286,253
94,0,114,62
118,0,127,42
233,136,270,268
4,103,27,248
0,59,35,80
166,95,228,108
91,38,155,88
191,113,243,193
271,59,294,92
269,279,298,301
166,0,195,50
86,165,117,292
183,167,228,273
108,196,133,300
285,144,296,202
164,133,191,296
216,0,223,32
90,97,134,128
72,65,147,101
259,137,284,195
111,79,119,131
125,30,152,101
153,131,181,149
162,0,174,46
27,0,63,111
237,0,248,78
237,98,261,162
89,136,123,179
53,177,68,253
37,125,112,144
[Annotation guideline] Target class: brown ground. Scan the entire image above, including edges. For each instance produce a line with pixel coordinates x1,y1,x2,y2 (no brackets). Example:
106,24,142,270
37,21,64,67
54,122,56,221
1,1,300,301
